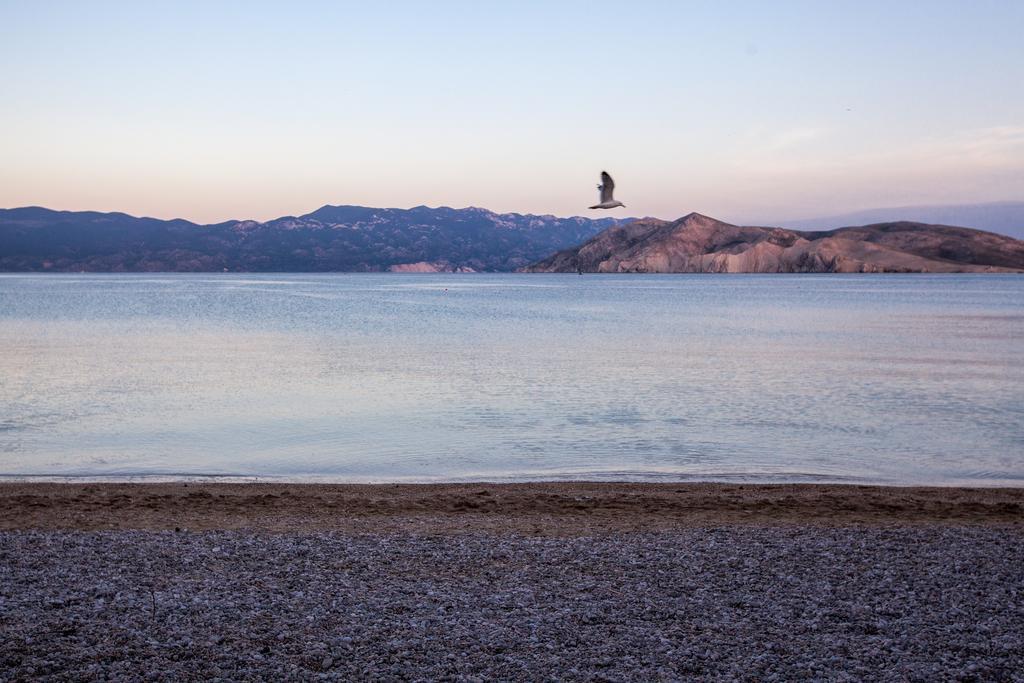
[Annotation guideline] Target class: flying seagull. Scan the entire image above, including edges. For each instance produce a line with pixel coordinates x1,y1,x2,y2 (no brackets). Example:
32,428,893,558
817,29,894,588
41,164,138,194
589,171,625,209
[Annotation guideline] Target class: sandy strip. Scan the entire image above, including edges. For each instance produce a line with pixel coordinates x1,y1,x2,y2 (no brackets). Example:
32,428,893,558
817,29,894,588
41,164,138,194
2,482,1021,533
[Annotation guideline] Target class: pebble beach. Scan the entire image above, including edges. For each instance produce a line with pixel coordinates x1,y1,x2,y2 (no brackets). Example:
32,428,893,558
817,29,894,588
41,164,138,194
2,483,1022,681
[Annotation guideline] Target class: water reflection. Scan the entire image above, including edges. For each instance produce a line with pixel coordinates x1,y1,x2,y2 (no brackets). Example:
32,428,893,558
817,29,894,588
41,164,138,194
0,273,1022,484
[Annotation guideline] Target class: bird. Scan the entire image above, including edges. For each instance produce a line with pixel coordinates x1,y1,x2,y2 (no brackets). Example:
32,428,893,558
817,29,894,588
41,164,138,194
589,171,625,209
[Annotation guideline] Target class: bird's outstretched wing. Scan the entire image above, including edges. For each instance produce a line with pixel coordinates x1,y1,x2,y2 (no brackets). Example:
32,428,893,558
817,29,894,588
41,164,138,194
599,171,615,203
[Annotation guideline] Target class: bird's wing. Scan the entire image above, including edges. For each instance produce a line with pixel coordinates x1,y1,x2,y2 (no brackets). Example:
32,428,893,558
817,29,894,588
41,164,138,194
600,172,615,203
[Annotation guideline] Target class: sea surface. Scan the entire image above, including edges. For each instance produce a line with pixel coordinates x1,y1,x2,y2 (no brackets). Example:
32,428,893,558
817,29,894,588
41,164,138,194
1,273,1022,485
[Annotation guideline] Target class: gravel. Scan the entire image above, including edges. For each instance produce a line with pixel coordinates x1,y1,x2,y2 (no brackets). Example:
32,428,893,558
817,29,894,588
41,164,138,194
1,527,1022,681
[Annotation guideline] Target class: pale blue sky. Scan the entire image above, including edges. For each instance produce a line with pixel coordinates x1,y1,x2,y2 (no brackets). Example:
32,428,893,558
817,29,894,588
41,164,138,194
2,0,1022,223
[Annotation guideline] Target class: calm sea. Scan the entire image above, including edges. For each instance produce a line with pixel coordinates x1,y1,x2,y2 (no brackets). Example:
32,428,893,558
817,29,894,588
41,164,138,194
1,273,1021,485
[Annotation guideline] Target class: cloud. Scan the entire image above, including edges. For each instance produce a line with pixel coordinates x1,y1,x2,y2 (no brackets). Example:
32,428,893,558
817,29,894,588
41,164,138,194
940,125,1024,167
763,127,828,152
684,122,1024,222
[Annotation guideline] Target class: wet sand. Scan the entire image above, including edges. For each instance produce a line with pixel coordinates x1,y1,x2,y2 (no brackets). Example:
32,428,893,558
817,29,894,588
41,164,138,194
2,482,1021,533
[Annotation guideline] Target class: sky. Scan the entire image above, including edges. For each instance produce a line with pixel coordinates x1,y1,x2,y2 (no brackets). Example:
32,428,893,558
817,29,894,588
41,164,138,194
1,0,1022,225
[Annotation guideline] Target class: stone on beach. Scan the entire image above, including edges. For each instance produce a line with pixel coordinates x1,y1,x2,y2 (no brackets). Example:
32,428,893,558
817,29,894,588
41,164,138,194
1,526,1022,681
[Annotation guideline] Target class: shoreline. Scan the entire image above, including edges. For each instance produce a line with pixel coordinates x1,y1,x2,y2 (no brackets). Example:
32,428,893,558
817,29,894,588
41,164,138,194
3,482,1021,533
5,483,1023,678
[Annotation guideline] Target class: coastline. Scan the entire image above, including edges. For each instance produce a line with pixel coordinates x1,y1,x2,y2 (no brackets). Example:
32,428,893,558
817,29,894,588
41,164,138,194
3,482,1021,533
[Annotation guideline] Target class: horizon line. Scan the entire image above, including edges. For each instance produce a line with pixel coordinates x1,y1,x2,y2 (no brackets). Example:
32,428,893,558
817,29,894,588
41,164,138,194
3,198,1023,230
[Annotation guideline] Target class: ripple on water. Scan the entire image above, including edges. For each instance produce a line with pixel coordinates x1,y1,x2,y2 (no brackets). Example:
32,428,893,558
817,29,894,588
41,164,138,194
1,273,1022,485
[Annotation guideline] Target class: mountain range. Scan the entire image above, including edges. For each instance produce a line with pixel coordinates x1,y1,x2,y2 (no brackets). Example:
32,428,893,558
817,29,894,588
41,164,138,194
2,204,1023,273
0,205,625,273
524,212,1024,273
773,201,1024,240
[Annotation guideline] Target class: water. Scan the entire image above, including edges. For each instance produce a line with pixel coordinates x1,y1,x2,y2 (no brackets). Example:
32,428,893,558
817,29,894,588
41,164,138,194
1,273,1021,485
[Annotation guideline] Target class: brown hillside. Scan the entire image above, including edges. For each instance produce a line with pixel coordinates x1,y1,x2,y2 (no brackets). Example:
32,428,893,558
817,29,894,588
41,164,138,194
524,213,1024,273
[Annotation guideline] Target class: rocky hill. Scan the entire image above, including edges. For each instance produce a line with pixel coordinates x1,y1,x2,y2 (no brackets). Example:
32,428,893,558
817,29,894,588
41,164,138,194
0,205,626,272
523,213,1024,273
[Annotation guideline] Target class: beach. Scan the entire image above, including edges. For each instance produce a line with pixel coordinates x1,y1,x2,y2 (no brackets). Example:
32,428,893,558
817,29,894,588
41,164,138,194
1,482,1022,533
2,483,1022,681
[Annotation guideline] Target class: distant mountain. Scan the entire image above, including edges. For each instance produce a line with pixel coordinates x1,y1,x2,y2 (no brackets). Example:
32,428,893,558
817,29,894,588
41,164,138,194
0,205,627,272
524,212,1024,273
774,202,1024,240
